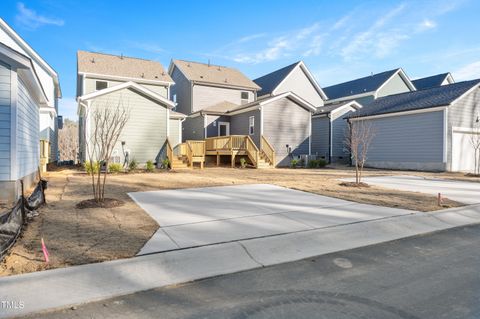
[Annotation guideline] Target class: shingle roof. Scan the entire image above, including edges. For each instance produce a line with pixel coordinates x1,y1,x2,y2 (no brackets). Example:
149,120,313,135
349,79,480,118
253,61,300,96
323,69,400,100
202,101,240,114
171,60,260,90
314,100,357,115
412,73,452,90
77,51,173,83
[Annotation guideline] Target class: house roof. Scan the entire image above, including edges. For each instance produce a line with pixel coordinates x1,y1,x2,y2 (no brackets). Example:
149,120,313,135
412,73,454,90
77,81,175,108
253,61,328,100
324,68,411,100
201,101,240,114
77,51,173,84
169,110,187,119
314,100,362,116
254,61,300,96
348,79,480,119
169,59,260,90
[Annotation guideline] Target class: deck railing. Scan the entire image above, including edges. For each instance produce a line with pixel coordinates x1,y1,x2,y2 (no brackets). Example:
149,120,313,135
245,136,259,166
186,140,206,169
261,135,276,166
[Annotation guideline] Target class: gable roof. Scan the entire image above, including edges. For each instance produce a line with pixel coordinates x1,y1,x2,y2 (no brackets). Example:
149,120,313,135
253,61,328,100
323,68,415,101
77,81,175,108
191,92,316,117
313,100,362,117
169,59,260,90
77,51,173,84
348,79,480,119
412,73,454,90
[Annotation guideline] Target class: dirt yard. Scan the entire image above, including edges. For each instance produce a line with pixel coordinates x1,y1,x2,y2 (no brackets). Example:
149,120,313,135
0,165,469,276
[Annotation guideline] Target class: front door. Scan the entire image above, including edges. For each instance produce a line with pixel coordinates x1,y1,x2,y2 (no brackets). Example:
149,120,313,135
218,122,230,136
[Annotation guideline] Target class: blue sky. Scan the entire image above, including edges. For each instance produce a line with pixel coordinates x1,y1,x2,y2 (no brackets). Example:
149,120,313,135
1,0,480,120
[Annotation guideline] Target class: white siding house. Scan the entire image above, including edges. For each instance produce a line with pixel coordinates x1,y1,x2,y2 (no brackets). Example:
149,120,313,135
0,18,61,202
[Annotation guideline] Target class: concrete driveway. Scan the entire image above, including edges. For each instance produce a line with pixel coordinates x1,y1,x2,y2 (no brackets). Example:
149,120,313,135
358,175,480,205
129,184,414,255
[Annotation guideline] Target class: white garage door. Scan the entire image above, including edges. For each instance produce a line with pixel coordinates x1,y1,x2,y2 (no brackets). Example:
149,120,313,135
452,130,480,172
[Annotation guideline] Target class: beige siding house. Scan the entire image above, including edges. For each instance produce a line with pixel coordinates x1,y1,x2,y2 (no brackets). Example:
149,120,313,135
77,51,185,166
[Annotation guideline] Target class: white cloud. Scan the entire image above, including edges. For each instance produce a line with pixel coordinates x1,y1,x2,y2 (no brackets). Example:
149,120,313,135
59,97,78,120
417,19,437,32
128,42,166,54
454,61,480,81
15,3,64,29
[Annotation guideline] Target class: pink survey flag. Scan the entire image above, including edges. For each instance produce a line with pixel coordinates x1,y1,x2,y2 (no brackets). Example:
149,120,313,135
41,238,49,263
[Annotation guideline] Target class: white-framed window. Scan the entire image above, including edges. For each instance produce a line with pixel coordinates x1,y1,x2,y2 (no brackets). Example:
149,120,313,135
241,91,249,105
95,81,108,91
172,93,177,103
249,116,254,135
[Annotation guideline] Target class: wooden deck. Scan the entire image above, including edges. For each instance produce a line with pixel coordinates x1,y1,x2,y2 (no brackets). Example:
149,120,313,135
166,135,275,169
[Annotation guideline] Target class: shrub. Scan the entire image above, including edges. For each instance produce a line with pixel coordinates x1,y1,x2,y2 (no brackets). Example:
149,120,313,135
108,163,123,173
128,159,138,171
146,160,155,172
318,159,327,168
240,157,247,168
162,158,170,169
290,159,299,168
307,159,328,168
84,161,100,174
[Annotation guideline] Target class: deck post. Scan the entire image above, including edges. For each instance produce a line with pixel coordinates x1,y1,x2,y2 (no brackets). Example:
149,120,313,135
216,153,220,166
231,152,235,168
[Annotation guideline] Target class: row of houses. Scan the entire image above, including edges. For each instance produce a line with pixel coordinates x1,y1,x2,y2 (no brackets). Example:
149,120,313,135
76,50,480,173
0,18,61,202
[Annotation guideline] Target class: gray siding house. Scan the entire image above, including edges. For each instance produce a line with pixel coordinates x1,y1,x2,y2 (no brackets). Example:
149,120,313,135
312,68,416,163
168,60,318,166
347,80,480,172
77,51,185,166
0,18,61,202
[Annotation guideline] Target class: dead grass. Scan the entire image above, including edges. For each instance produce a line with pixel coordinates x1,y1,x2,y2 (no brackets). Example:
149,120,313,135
0,165,466,277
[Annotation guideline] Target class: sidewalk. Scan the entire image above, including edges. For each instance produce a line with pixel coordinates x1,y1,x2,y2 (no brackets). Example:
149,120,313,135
1,204,480,318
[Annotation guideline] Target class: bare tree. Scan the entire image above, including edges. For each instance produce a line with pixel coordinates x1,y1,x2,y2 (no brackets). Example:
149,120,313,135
84,101,129,202
58,119,78,162
469,115,480,175
345,119,376,184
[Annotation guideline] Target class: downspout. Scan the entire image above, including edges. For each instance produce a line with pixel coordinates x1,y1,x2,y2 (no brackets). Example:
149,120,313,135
328,113,332,164
347,118,352,167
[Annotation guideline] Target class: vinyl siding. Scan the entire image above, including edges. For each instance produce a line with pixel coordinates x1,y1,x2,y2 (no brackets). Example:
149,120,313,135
262,98,311,166
331,107,356,163
182,115,205,141
377,73,412,98
446,87,480,170
192,84,254,113
17,76,40,179
83,77,168,98
275,66,324,107
362,110,445,171
0,61,11,180
87,87,168,164
311,116,329,159
206,115,230,138
230,110,261,146
169,118,182,146
170,67,192,115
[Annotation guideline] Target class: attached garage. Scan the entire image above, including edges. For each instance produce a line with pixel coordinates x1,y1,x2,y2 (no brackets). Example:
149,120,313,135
347,79,480,172
451,128,480,173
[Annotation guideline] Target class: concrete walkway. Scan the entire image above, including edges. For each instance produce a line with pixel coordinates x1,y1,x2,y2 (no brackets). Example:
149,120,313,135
129,184,414,255
354,175,480,204
2,203,480,317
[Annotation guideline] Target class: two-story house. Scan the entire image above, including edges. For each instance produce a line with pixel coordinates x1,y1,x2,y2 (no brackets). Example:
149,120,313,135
0,18,61,202
77,51,185,166
312,68,416,163
169,60,318,166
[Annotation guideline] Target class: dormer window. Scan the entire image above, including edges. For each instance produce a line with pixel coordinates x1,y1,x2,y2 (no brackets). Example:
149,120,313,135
96,81,108,91
241,91,249,105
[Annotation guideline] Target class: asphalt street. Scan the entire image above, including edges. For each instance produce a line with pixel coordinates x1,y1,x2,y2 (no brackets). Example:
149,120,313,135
22,224,480,319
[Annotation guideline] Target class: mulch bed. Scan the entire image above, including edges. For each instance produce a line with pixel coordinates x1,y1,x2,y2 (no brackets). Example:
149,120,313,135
339,181,370,188
76,198,125,209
